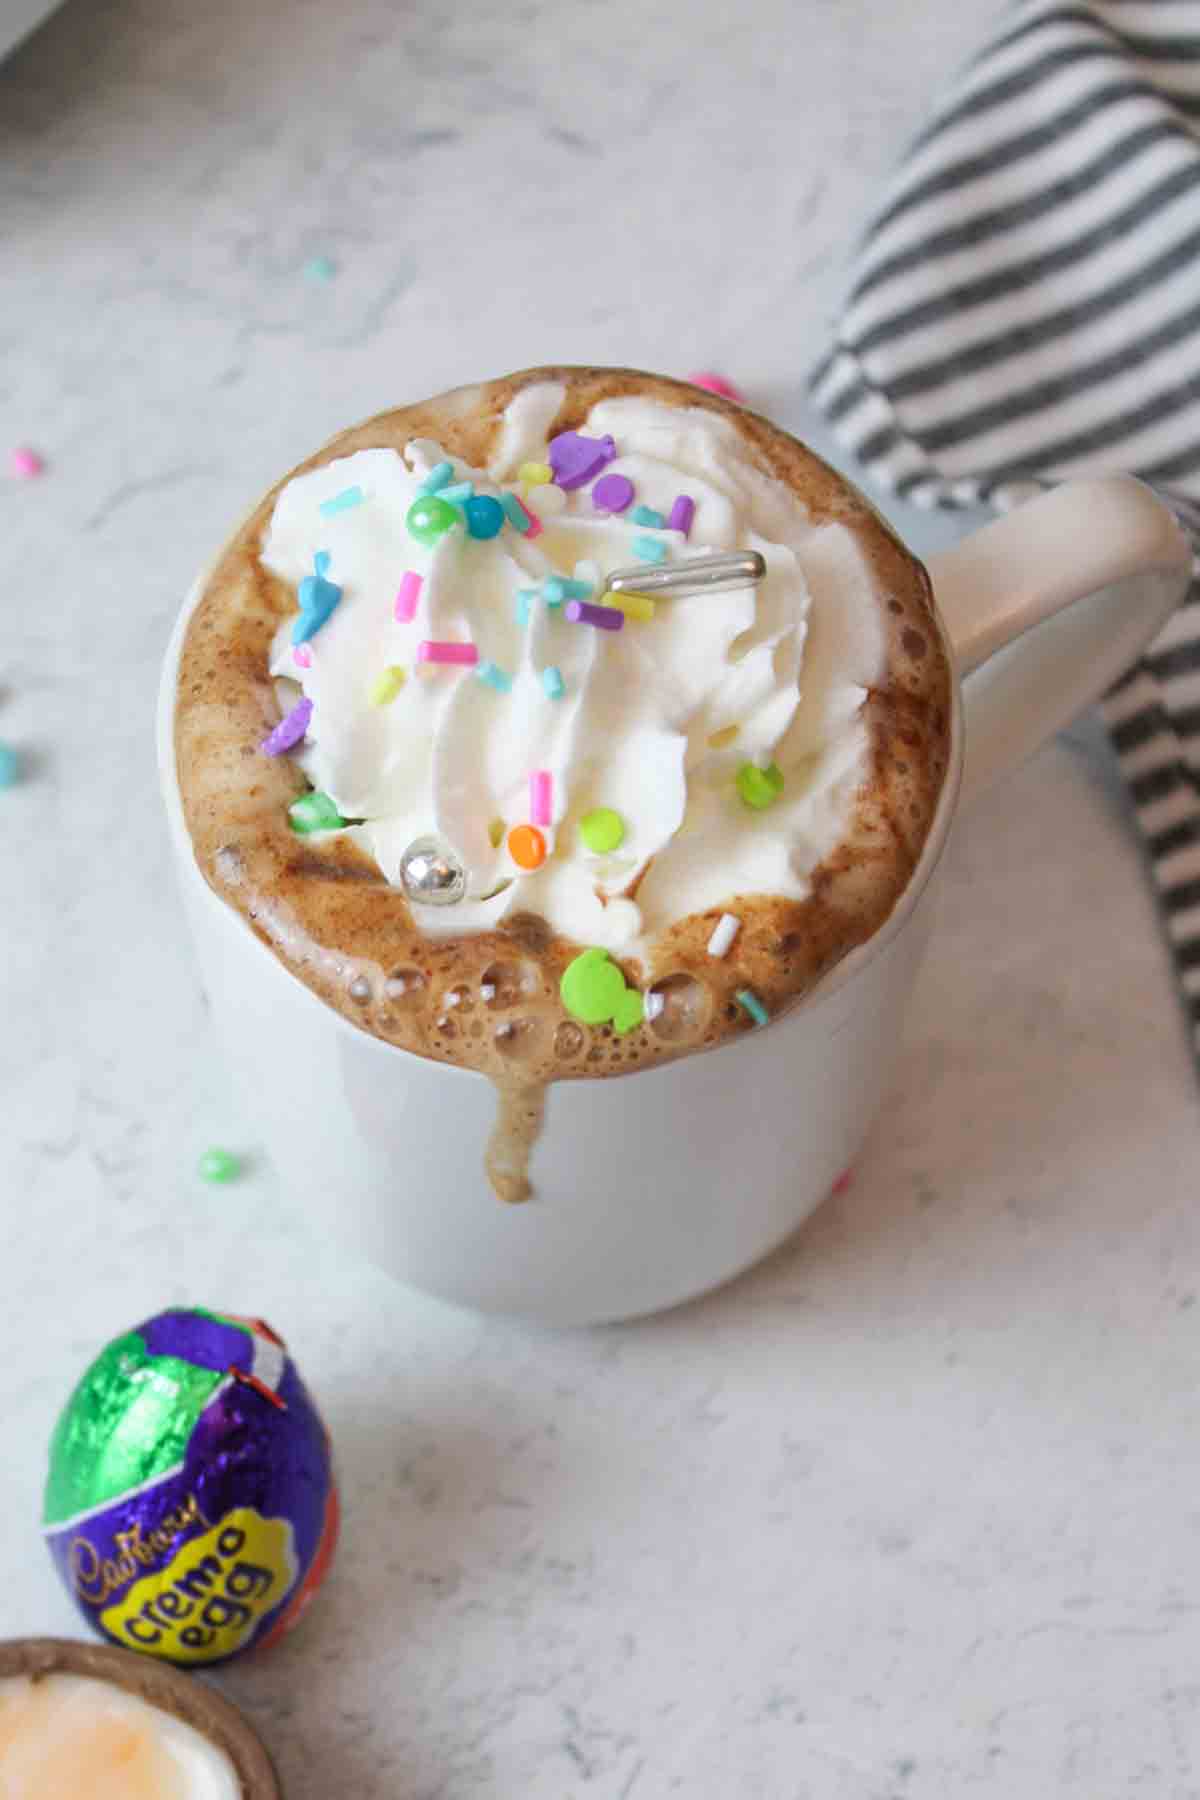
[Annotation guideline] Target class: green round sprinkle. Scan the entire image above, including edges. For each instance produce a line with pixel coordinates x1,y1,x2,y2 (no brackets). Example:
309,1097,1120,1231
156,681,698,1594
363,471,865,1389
613,989,645,1035
289,790,346,834
561,948,629,1026
198,1147,241,1183
579,807,625,854
736,761,784,810
406,494,459,546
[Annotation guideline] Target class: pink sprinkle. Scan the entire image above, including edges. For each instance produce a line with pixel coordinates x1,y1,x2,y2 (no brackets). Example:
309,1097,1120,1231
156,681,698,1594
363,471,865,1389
293,644,313,668
687,371,744,402
417,640,478,666
523,505,543,539
668,494,695,536
394,570,422,622
529,769,552,827
832,1167,853,1196
9,446,44,479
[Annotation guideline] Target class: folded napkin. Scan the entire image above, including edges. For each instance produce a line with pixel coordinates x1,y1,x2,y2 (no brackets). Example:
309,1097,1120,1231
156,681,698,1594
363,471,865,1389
812,0,1200,1068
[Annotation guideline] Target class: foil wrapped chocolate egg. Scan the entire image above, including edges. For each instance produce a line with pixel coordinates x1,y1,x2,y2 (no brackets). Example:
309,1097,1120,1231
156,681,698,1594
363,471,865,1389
43,1309,338,1667
400,834,466,906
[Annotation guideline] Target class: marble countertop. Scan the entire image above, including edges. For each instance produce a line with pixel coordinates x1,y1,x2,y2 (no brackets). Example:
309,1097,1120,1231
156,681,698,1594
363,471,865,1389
3,1,1198,1794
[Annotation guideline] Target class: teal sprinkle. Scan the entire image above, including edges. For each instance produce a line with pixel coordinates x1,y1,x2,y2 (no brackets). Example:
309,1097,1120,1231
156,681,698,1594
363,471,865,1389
516,588,537,627
303,254,337,282
0,744,20,788
418,461,454,494
543,576,592,604
319,485,365,518
439,481,474,506
630,505,665,528
476,659,513,693
631,535,667,564
501,492,531,532
541,666,565,700
735,988,769,1028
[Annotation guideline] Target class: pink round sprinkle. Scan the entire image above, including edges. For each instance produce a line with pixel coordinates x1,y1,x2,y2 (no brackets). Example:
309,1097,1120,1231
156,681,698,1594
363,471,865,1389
592,473,635,514
529,769,553,827
260,696,313,757
687,371,744,402
394,570,423,623
417,640,478,666
9,446,44,479
293,644,313,668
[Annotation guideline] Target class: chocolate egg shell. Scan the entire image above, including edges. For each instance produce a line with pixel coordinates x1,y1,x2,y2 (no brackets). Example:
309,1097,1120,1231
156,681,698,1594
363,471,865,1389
43,1308,338,1667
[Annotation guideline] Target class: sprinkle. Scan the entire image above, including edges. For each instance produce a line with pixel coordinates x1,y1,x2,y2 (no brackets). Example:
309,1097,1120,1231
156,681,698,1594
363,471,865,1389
543,575,593,604
476,659,513,693
687,371,745,401
541,665,565,699
523,505,544,538
606,591,656,622
736,762,784,810
319,484,365,518
198,1147,241,1183
707,724,739,749
418,640,478,667
515,588,536,627
289,790,346,834
518,461,553,487
292,555,343,644
407,495,459,546
303,254,337,281
564,599,624,632
507,823,546,870
631,535,667,564
465,494,505,539
293,644,313,669
394,570,423,622
439,481,474,506
9,446,43,479
0,744,20,788
580,807,624,853
548,430,617,491
369,666,406,706
560,947,644,1033
592,473,635,514
706,913,741,958
735,988,769,1027
488,817,506,848
419,460,454,493
501,491,533,532
668,495,695,536
260,696,314,756
529,769,553,827
630,504,665,528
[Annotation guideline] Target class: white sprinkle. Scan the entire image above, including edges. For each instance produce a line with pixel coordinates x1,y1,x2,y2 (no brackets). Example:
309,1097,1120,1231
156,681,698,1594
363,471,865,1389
707,913,741,959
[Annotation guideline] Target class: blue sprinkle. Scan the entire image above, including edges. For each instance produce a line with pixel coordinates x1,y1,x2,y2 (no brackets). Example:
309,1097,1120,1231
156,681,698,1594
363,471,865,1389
0,743,20,788
515,588,537,628
543,576,593,604
735,988,769,1028
418,461,454,494
501,492,531,532
476,659,514,694
319,485,365,518
292,553,343,643
313,549,332,577
541,666,565,701
631,535,668,564
630,505,665,528
303,254,337,282
439,481,474,506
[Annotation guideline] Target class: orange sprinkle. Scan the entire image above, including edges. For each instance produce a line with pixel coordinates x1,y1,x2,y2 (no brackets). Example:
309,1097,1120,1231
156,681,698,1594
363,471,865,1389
507,824,547,870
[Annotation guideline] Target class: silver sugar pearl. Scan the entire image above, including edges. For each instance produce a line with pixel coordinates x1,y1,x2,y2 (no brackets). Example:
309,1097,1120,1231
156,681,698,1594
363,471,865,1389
399,834,467,907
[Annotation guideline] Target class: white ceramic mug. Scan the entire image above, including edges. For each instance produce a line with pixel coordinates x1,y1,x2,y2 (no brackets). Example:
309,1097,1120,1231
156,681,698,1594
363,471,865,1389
158,475,1190,1326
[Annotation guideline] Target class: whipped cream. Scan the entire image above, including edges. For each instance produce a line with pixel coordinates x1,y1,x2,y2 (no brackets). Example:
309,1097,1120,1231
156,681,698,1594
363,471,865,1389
262,388,886,955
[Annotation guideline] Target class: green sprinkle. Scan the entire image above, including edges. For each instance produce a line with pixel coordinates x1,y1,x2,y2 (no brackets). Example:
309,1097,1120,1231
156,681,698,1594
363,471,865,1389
541,665,565,700
198,1147,241,1183
630,505,665,528
560,947,644,1033
289,790,346,834
406,495,459,546
580,806,625,853
735,989,769,1028
736,762,785,810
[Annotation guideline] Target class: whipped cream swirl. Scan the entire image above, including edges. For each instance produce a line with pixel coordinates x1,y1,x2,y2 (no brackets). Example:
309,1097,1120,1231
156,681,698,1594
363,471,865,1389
263,387,885,954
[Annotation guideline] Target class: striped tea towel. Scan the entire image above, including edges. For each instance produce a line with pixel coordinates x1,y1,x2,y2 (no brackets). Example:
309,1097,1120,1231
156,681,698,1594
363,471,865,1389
811,0,1200,1069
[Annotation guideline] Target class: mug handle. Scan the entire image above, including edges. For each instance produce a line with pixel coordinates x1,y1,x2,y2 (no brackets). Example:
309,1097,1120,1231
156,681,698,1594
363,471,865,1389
924,476,1192,804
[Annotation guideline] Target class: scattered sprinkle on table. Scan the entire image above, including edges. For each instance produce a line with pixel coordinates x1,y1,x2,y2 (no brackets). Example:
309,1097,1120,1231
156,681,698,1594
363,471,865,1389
541,665,565,700
631,535,668,564
0,744,20,788
735,988,769,1027
198,1147,241,1184
668,495,695,536
630,504,665,528
707,913,741,958
260,696,313,756
736,761,784,809
9,446,44,479
565,599,624,632
303,254,337,281
592,473,634,514
580,807,625,853
319,485,365,518
369,666,406,706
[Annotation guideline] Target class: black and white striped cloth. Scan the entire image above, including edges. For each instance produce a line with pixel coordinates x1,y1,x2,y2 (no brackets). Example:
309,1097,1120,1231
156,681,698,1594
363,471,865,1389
811,0,1200,1068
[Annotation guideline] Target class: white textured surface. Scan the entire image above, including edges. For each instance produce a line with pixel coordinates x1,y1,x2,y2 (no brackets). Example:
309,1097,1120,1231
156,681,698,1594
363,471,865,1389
2,3,1198,1796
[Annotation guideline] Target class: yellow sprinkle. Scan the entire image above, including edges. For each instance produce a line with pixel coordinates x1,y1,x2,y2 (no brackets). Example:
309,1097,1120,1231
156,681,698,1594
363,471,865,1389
487,816,506,848
369,666,406,706
707,724,740,749
606,590,656,622
518,461,553,487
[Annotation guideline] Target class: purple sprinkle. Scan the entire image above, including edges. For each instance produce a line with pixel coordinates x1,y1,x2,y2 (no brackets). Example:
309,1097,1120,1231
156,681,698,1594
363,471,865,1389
260,696,313,756
592,472,635,514
668,494,695,537
564,599,624,632
548,430,617,491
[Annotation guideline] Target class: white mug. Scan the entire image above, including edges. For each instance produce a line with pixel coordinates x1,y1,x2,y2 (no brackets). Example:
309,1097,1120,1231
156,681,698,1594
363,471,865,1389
158,475,1190,1326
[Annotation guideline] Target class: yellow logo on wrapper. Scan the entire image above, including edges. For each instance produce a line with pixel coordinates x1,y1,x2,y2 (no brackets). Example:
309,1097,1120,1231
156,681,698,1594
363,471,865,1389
99,1508,297,1663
